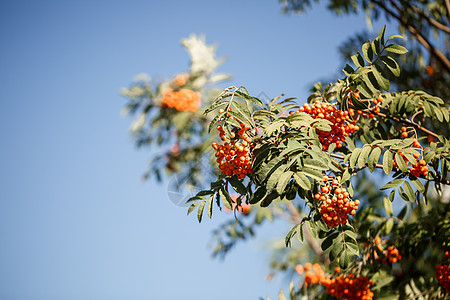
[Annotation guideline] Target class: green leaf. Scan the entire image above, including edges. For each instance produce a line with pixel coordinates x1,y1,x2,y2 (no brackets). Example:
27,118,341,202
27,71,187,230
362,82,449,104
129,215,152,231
380,56,400,77
361,73,379,94
385,44,408,54
322,231,339,251
403,181,415,202
293,173,311,190
387,34,404,42
344,229,357,244
395,153,408,172
389,189,395,202
385,218,394,234
383,151,393,175
229,176,247,195
398,186,409,202
207,195,214,218
380,178,403,190
187,202,201,215
330,243,344,261
285,224,300,247
303,158,329,171
379,25,386,45
267,164,288,191
371,64,389,91
372,37,380,55
341,168,351,183
358,146,372,169
197,200,206,222
208,112,226,133
249,186,267,204
350,148,362,169
220,188,233,209
305,220,318,238
411,178,425,193
235,90,264,107
368,147,381,172
351,52,365,68
345,137,356,150
277,171,294,194
343,64,355,75
362,41,373,63
383,196,393,216
301,168,324,182
339,249,350,269
258,155,285,183
297,224,304,242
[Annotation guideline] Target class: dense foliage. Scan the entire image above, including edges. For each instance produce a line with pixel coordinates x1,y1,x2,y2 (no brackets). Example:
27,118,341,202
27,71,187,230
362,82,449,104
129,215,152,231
121,10,450,300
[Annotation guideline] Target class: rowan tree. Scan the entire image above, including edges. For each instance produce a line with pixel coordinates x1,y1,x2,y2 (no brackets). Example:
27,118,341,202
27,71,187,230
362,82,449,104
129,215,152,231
121,23,450,300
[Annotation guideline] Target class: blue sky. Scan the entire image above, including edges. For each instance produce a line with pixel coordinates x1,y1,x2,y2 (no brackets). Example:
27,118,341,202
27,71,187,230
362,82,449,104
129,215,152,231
0,1,387,299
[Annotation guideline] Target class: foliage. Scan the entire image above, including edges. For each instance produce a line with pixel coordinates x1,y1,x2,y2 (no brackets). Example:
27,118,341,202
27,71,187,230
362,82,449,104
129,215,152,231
281,0,450,106
121,26,450,300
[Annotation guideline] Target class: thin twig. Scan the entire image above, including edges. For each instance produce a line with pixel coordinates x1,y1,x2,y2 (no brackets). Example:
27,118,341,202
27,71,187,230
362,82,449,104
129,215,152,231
404,2,450,34
373,111,439,138
372,0,450,73
285,202,331,265
329,150,450,185
445,0,450,22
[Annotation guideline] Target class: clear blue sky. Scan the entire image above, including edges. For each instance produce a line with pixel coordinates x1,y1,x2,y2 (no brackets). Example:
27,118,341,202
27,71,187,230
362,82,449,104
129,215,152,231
0,1,388,299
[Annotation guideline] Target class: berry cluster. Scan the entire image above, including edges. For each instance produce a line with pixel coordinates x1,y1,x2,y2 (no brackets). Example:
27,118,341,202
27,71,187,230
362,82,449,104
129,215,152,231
321,274,374,300
295,263,325,287
315,175,360,227
436,251,450,292
391,135,428,177
409,159,428,177
386,246,402,264
212,122,253,179
298,101,359,150
366,237,402,264
348,92,383,119
161,88,201,112
364,237,402,264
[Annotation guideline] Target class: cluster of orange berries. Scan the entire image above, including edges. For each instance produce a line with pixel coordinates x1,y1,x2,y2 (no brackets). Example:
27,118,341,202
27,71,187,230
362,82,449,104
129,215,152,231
212,122,253,179
367,237,402,264
391,133,428,177
386,246,402,263
436,251,450,292
297,101,359,150
296,263,374,300
295,263,325,287
315,175,360,227
321,274,374,300
161,88,201,112
348,92,383,119
409,159,429,177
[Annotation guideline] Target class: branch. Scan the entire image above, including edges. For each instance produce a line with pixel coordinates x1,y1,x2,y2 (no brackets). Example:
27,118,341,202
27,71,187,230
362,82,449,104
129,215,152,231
352,103,439,139
285,202,331,265
330,151,450,185
446,0,450,22
373,110,439,138
404,2,450,34
372,0,450,73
